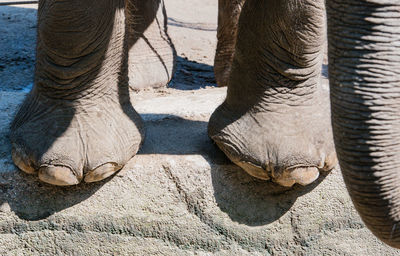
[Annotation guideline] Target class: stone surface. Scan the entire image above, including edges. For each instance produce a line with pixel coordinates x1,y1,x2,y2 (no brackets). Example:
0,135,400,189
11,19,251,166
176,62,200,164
1,0,400,255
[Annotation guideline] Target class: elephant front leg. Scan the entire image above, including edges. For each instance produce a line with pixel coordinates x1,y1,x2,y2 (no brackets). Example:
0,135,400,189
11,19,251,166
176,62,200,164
214,0,245,87
209,0,337,186
10,0,144,186
126,0,176,89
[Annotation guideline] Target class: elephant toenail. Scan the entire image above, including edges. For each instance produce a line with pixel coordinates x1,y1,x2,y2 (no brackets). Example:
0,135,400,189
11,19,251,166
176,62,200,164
274,167,320,187
84,163,120,183
290,167,320,186
38,165,80,186
12,148,35,174
236,160,271,180
323,152,338,171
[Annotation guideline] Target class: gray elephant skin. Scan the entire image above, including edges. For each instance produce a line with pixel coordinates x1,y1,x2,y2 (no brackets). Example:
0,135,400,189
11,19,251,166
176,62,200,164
8,0,400,249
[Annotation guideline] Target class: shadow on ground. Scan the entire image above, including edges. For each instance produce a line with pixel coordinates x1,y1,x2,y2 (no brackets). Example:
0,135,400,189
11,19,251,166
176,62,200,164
168,56,216,90
167,17,216,32
138,115,327,226
211,166,327,226
0,169,108,220
0,5,36,91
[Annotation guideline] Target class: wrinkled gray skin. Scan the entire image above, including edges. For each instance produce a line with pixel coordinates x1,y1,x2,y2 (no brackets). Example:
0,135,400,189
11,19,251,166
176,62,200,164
214,0,245,87
9,0,400,248
327,0,400,249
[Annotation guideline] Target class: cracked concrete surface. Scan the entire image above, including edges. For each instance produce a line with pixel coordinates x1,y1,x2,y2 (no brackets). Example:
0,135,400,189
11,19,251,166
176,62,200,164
1,0,400,255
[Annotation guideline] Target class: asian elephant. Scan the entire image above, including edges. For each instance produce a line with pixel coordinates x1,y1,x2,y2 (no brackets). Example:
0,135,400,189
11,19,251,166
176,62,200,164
8,0,400,249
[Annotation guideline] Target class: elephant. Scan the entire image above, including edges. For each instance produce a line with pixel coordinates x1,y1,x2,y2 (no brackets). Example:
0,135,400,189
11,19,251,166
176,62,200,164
8,0,400,249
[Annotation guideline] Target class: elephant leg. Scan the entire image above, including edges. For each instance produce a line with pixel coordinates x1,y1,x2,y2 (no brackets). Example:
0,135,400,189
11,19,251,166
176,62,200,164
126,0,176,90
327,0,400,248
209,0,337,186
214,0,245,87
10,0,144,186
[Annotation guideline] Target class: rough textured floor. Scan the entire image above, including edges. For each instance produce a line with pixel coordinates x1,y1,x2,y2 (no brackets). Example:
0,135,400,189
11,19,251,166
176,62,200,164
0,0,399,255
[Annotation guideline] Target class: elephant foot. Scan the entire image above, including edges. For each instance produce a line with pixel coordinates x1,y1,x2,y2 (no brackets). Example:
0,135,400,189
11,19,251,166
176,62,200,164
126,0,176,90
208,86,337,187
10,92,144,186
